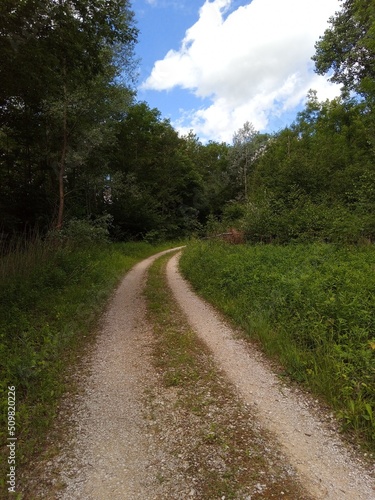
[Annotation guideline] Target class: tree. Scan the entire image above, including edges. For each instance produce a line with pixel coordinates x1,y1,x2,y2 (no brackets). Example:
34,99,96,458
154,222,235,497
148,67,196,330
50,74,134,222
0,0,138,233
109,103,203,239
313,0,375,99
194,140,231,218
230,122,269,200
0,0,137,108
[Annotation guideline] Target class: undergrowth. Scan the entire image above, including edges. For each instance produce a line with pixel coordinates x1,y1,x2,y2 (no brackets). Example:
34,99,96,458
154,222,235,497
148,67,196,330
180,240,375,450
0,237,174,496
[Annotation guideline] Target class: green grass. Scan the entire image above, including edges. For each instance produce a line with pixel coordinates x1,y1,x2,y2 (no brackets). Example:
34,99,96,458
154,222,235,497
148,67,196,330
144,253,308,499
180,240,375,449
0,238,175,495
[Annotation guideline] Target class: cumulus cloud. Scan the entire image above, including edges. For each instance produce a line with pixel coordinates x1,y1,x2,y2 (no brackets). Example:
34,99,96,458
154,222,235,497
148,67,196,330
141,0,341,142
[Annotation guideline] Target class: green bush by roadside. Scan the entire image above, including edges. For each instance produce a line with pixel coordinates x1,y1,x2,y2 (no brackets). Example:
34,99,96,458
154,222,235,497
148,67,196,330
180,241,375,448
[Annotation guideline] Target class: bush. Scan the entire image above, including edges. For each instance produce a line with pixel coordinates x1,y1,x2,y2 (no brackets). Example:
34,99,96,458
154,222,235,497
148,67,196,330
48,214,113,245
242,192,367,244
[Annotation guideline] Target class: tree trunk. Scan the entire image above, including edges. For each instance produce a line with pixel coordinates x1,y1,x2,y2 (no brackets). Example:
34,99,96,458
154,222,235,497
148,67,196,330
56,77,68,230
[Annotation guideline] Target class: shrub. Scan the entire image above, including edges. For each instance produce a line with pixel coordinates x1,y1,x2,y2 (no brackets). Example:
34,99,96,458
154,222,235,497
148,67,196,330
242,194,367,244
48,214,113,245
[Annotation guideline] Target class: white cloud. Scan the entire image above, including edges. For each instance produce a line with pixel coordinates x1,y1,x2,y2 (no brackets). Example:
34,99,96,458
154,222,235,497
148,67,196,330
141,0,341,142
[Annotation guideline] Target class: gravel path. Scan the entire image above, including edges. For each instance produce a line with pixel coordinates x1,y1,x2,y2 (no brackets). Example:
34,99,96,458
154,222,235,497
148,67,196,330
55,248,185,499
167,252,375,500
30,248,375,499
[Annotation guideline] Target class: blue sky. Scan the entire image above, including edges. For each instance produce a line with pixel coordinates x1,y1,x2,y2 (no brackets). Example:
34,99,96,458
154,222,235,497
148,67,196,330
132,0,341,143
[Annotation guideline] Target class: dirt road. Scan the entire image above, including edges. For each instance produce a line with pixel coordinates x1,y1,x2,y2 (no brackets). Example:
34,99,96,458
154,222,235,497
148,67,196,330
27,248,375,499
55,248,185,499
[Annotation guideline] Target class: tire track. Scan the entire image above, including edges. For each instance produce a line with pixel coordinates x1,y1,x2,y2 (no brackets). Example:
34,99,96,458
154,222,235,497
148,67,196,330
166,252,375,500
53,247,184,499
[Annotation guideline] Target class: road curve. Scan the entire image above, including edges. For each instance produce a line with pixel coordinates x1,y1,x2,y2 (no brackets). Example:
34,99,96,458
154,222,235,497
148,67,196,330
167,252,375,500
57,247,185,500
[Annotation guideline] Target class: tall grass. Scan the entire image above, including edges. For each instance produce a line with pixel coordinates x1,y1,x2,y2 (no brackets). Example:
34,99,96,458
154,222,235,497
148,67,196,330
0,232,55,282
0,236,173,495
180,240,375,449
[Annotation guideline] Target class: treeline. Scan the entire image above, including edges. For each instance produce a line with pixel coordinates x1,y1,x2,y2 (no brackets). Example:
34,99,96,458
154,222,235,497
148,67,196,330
0,0,233,242
210,0,375,244
1,0,375,244
0,0,137,238
237,91,375,244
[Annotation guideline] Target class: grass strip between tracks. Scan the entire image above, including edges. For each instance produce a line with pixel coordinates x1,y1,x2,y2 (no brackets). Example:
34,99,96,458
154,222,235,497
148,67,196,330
144,252,311,499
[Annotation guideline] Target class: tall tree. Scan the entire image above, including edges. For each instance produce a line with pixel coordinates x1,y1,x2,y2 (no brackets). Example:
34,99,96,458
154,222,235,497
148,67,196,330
313,0,375,99
109,103,203,239
0,0,138,233
194,140,231,218
230,121,269,200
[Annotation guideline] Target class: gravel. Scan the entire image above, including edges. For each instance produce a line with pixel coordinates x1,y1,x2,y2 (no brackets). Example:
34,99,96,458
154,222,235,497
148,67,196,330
44,248,186,499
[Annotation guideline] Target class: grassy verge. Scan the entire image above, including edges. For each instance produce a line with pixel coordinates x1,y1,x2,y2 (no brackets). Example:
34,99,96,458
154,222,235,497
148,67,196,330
144,253,310,498
180,241,375,450
0,239,175,496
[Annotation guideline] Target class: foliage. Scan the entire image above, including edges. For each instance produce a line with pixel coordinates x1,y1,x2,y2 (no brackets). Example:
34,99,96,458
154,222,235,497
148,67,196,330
180,241,375,448
229,122,270,201
237,91,375,244
242,190,367,244
0,0,138,232
49,215,114,245
188,139,232,220
2,0,375,247
109,103,204,239
313,0,375,99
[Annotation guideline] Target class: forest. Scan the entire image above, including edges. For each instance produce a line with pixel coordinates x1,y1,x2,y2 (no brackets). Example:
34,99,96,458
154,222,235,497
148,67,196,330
1,0,374,244
1,1,375,485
